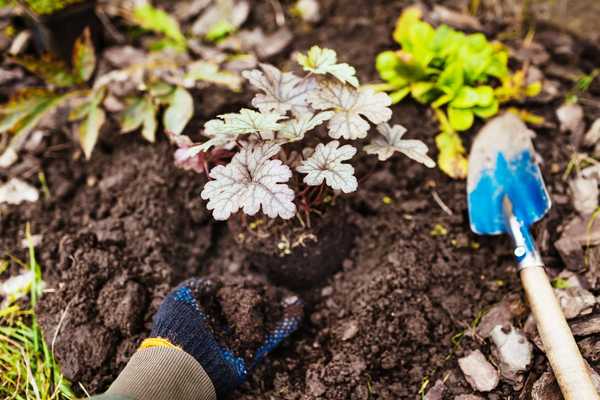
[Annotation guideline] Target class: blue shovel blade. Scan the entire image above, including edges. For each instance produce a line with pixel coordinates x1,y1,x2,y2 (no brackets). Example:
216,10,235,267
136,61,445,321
467,116,551,235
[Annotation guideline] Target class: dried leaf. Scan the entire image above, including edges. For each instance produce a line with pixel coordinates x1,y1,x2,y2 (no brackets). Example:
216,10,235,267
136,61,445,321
185,61,242,91
171,134,207,173
79,106,105,159
309,83,392,139
72,28,96,82
0,89,70,154
0,178,38,205
435,129,468,179
164,87,194,135
278,112,333,142
10,55,78,88
292,0,321,23
242,63,317,116
201,143,296,220
365,123,435,167
297,140,358,193
297,46,359,87
70,88,107,158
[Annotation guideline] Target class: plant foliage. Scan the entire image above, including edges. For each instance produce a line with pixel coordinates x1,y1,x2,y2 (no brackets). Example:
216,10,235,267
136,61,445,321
375,7,541,178
172,47,435,222
0,22,241,163
1,0,84,15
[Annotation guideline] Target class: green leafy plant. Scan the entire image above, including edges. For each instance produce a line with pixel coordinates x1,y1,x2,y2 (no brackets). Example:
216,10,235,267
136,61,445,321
127,2,187,51
375,7,541,178
0,29,95,163
0,0,84,15
171,46,435,222
0,23,242,163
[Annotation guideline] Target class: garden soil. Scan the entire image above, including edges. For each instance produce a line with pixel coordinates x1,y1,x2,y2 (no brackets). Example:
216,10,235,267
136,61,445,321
1,0,600,398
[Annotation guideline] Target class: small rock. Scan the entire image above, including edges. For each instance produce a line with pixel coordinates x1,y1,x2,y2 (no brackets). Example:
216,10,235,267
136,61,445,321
0,147,17,168
305,368,326,397
424,379,446,400
555,215,600,271
0,178,39,205
582,164,600,180
341,320,359,341
321,286,333,297
294,0,321,23
477,295,524,338
557,102,585,140
555,286,596,319
458,350,500,392
490,324,533,383
454,396,485,400
584,119,600,147
570,176,599,215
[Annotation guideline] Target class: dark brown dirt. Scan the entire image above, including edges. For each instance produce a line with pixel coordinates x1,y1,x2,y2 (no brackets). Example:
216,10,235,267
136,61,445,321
185,275,295,360
229,205,357,291
1,0,599,399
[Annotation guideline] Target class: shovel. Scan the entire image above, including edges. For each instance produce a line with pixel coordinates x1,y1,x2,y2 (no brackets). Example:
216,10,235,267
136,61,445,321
467,113,599,399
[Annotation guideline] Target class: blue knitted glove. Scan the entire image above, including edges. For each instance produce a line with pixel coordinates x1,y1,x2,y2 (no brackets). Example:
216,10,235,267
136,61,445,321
146,278,303,399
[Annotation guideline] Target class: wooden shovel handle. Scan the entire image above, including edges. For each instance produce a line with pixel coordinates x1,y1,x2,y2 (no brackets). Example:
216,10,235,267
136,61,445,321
521,266,599,400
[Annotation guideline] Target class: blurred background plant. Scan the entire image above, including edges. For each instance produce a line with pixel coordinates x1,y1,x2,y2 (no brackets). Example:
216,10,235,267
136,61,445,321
375,6,541,178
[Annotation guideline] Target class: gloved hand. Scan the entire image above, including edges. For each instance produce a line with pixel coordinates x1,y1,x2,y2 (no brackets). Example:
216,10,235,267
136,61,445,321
142,277,303,398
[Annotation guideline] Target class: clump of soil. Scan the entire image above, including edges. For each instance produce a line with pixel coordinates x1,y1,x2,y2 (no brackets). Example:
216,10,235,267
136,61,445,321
187,275,299,360
229,205,356,290
3,138,214,391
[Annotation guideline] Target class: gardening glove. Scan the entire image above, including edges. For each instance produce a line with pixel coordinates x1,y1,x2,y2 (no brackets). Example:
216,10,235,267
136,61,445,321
102,278,303,400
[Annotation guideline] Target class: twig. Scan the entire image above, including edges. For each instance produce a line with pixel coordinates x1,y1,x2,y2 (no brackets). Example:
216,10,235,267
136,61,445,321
432,190,454,216
51,300,72,358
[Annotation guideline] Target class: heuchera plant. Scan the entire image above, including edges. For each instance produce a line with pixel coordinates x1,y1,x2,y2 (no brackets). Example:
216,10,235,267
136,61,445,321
172,46,436,222
375,7,541,179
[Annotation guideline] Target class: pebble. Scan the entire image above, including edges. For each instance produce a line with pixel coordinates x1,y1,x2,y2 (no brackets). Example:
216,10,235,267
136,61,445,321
458,350,499,392
424,379,446,400
584,118,600,146
341,320,359,341
477,296,520,338
569,176,599,216
0,178,39,205
454,396,485,400
490,324,533,382
555,286,596,319
557,102,585,137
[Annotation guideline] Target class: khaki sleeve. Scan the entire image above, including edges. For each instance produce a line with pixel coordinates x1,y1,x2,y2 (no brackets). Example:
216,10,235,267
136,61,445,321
95,346,217,400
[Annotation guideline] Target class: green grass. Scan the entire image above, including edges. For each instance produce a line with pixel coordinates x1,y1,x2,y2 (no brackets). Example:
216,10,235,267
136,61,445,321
0,225,75,400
